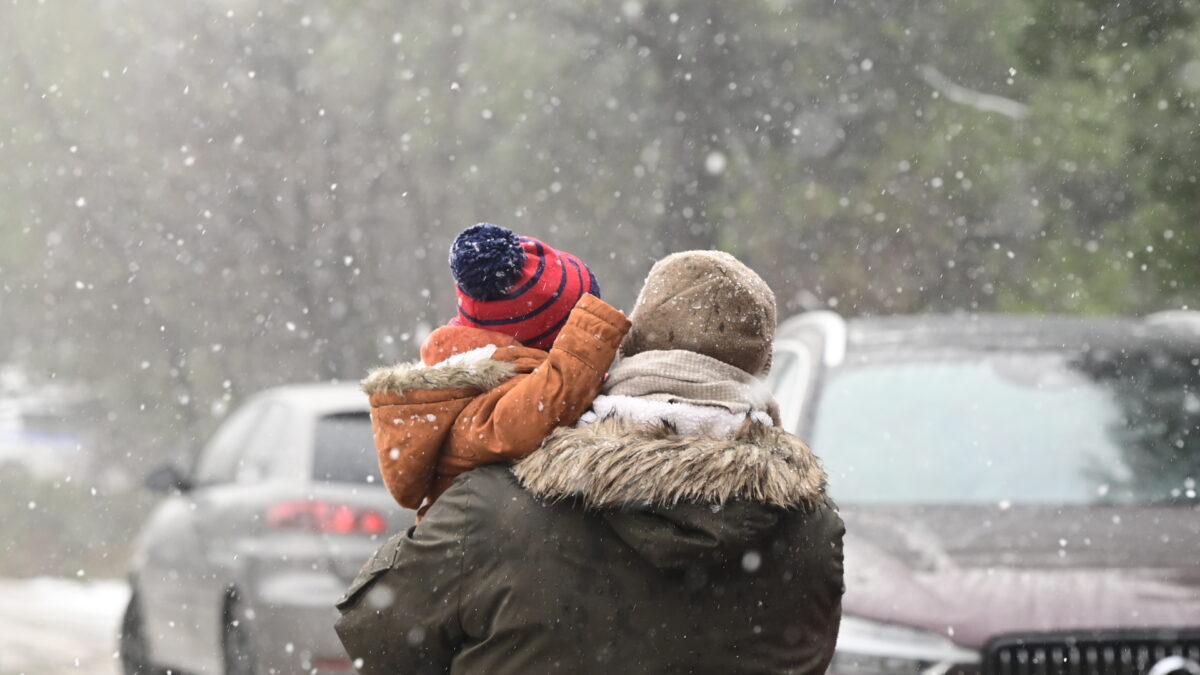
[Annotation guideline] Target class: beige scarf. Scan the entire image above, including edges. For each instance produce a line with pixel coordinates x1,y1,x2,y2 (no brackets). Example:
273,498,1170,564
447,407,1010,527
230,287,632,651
604,350,781,424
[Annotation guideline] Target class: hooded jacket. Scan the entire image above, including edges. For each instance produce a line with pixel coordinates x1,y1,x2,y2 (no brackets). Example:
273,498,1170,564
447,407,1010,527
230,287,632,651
335,416,845,674
362,294,630,511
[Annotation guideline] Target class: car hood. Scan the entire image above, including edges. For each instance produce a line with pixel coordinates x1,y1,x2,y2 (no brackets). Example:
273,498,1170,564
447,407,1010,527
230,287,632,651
841,504,1200,648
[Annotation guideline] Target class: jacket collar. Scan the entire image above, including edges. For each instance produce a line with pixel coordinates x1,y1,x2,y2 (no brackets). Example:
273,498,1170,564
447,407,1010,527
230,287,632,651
513,416,827,509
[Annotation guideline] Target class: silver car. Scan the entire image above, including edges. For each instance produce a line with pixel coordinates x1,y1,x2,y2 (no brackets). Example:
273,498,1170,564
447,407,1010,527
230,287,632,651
119,384,413,675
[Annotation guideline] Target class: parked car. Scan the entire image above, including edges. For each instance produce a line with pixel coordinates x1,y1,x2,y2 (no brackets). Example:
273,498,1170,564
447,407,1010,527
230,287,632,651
119,384,413,675
767,311,1200,675
0,390,93,480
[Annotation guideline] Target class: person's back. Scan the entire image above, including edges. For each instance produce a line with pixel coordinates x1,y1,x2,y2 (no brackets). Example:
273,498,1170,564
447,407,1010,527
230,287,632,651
336,425,842,674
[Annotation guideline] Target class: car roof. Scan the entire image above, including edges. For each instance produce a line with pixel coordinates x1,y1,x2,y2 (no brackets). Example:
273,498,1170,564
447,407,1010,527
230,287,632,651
253,382,368,416
780,311,1200,354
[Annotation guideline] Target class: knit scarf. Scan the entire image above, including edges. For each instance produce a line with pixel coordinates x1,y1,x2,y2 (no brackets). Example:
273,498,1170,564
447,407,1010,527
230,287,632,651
594,350,781,433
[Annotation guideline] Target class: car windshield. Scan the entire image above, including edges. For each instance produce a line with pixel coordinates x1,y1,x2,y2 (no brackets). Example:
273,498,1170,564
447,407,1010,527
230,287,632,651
311,413,382,485
811,345,1200,506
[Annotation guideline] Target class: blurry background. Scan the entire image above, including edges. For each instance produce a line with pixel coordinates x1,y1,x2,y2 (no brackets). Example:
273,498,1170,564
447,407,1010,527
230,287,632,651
0,0,1197,620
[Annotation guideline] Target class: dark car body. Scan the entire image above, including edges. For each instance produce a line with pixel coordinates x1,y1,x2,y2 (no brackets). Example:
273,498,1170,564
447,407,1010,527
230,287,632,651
120,384,414,675
768,312,1200,674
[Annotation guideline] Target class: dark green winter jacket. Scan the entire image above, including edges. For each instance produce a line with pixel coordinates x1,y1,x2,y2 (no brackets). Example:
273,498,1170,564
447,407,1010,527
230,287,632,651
335,417,844,674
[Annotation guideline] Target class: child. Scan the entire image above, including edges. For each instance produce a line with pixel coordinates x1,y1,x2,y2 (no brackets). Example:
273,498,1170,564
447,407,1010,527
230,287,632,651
363,223,630,516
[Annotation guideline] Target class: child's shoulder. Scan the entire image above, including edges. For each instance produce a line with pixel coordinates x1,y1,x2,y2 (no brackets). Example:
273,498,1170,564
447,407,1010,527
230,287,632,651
421,325,540,366
365,328,522,398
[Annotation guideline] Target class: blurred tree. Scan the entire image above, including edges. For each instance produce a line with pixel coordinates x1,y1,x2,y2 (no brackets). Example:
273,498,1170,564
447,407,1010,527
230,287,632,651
1011,0,1200,311
0,0,1197,479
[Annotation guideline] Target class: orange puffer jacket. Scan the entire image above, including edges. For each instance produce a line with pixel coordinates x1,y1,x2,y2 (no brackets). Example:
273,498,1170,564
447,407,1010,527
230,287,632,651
362,294,630,513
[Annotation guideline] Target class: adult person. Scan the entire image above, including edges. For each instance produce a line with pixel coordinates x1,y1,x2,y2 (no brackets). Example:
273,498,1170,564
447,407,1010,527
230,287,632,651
336,251,845,674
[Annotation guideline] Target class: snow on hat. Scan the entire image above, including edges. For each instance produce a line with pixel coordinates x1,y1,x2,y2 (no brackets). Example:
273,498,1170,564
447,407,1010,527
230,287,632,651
622,250,776,375
448,223,600,350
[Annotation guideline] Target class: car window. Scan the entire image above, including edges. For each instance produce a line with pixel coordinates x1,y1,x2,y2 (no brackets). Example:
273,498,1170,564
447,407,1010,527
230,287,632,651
192,401,262,486
234,402,290,484
311,413,381,485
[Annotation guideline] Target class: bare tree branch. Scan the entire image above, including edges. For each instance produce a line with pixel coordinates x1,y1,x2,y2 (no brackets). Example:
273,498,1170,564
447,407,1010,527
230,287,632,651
918,65,1030,120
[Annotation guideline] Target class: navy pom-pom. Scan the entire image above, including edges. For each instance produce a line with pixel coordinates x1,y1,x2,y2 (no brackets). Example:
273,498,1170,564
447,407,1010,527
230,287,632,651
449,223,526,300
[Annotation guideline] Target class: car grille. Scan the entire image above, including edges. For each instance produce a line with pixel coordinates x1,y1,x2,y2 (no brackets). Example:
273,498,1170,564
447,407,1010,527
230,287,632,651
985,630,1200,675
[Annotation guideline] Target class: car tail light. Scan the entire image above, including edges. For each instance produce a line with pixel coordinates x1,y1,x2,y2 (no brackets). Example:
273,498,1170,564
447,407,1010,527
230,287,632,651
312,656,355,671
265,500,388,535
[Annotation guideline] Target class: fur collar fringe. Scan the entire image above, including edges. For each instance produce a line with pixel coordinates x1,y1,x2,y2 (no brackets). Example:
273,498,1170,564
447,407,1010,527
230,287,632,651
580,394,775,438
514,417,827,510
362,346,517,395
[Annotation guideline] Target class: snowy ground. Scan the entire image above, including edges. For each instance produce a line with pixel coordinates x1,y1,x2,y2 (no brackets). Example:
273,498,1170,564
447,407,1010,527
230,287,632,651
0,577,128,675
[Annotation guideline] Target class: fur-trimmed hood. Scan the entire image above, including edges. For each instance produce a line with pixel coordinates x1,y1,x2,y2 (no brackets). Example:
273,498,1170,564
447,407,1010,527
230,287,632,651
362,346,516,395
514,416,827,510
514,416,829,570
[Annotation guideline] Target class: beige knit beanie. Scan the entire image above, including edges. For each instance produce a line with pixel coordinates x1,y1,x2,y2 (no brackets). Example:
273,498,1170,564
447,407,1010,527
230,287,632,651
621,250,777,375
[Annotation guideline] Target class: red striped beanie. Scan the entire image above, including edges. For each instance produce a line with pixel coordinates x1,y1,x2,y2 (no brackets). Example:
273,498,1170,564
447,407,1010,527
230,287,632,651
448,223,600,350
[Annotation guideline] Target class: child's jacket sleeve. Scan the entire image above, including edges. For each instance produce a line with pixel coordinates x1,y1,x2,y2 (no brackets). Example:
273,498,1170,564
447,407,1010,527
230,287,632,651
363,355,516,510
439,294,631,480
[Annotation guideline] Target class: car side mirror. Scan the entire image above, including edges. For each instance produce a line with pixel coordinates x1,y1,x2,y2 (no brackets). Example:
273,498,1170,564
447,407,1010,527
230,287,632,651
144,464,192,494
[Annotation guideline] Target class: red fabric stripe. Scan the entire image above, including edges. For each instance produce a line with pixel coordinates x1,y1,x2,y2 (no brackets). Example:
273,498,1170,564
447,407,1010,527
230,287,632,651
453,239,588,348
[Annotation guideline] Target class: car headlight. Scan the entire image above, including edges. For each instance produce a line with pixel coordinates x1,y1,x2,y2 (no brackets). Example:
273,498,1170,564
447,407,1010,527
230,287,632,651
829,616,980,675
